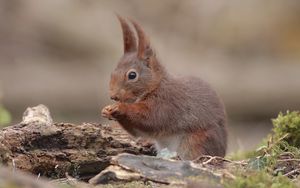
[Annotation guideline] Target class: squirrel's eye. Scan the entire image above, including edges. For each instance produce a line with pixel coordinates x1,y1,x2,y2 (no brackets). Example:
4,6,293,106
126,69,138,81
128,71,137,80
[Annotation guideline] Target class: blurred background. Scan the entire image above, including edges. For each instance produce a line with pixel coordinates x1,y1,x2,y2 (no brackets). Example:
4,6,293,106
0,0,299,154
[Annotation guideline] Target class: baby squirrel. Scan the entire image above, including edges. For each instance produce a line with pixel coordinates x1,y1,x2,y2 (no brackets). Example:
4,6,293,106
102,16,227,160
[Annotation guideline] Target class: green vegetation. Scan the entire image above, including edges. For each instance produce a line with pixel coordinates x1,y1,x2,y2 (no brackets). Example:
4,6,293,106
0,105,11,127
224,170,296,188
228,150,257,161
224,111,300,188
272,111,300,148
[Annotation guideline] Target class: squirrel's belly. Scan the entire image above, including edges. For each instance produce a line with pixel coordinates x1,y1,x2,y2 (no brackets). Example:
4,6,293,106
154,134,183,153
129,129,182,154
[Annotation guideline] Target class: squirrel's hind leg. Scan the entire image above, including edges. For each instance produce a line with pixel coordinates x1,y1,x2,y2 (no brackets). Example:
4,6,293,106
178,128,226,160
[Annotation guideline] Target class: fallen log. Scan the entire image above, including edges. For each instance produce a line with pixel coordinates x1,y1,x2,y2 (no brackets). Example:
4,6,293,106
0,104,155,180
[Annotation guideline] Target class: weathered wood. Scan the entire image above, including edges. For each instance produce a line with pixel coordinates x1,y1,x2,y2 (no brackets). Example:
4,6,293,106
89,153,222,186
0,105,155,180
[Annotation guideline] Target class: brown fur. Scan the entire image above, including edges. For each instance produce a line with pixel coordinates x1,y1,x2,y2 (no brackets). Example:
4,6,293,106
102,16,227,160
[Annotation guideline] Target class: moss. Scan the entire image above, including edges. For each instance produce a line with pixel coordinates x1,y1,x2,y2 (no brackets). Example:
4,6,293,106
272,111,300,148
229,111,300,162
251,111,300,172
223,170,296,188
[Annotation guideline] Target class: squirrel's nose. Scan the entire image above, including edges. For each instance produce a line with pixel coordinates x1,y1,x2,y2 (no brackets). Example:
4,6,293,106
110,95,120,101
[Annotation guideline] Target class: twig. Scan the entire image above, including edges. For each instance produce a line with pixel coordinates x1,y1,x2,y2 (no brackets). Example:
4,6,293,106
262,133,290,155
12,159,15,175
283,168,300,177
203,156,217,165
280,152,296,157
36,173,41,180
195,155,247,166
277,159,300,162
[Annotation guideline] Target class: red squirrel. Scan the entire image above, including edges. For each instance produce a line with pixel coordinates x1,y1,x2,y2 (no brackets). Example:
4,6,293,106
101,16,227,160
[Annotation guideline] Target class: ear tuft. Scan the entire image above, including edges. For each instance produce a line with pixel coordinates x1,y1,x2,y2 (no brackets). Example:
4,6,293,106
129,19,151,59
116,14,137,53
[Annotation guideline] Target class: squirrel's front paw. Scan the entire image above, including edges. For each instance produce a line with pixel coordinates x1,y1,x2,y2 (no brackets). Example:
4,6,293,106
101,104,119,120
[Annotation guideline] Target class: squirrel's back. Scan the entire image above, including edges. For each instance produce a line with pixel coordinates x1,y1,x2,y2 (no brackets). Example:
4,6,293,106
152,75,226,131
148,75,227,158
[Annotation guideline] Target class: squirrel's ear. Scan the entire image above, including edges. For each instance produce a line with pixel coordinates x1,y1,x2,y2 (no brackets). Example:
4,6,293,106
116,15,137,53
130,19,154,60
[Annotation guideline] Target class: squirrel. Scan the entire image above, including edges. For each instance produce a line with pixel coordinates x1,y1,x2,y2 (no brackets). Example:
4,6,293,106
101,15,227,160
